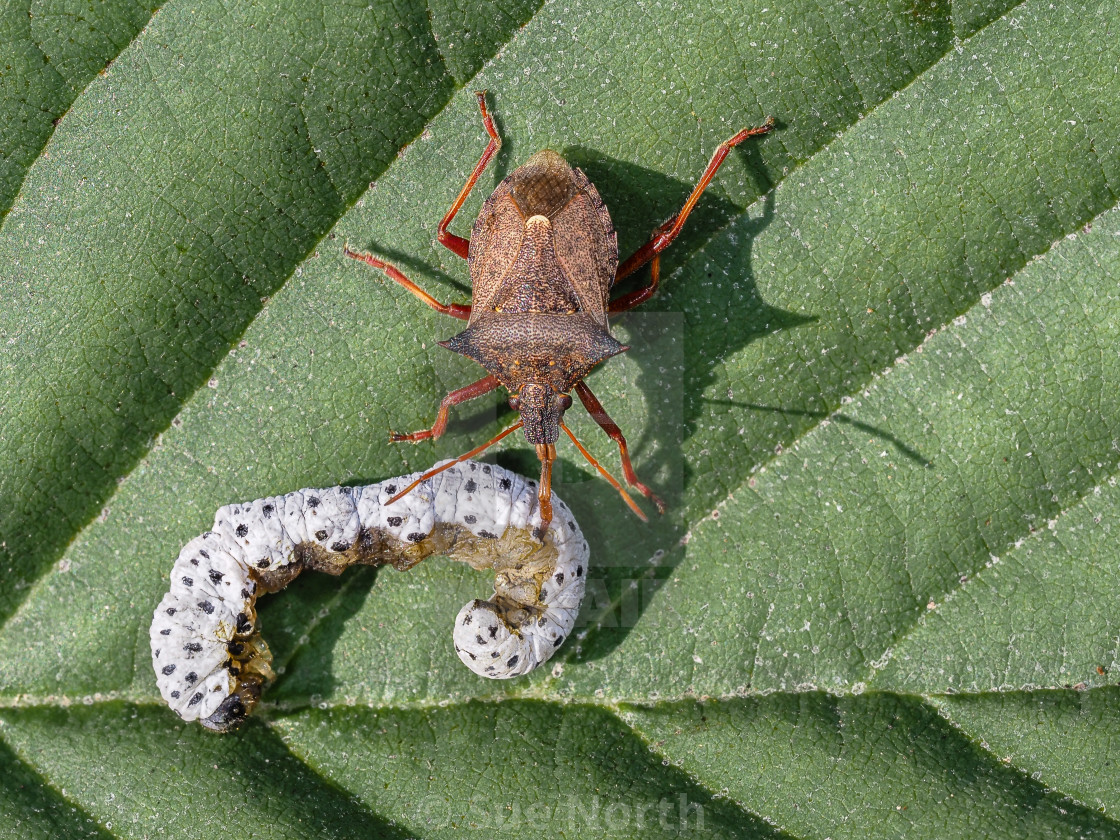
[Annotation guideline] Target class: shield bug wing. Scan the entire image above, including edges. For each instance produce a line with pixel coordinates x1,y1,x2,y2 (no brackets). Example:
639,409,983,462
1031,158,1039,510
468,149,617,323
549,164,617,324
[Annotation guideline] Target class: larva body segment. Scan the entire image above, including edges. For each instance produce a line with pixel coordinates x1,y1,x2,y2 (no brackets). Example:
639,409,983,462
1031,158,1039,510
150,461,587,731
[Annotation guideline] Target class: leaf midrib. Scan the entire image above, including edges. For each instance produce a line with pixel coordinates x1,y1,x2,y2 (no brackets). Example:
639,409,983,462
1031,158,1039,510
6,686,1119,838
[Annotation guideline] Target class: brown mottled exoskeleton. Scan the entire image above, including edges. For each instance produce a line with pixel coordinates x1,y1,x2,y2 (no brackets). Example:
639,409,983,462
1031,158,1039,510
345,92,773,532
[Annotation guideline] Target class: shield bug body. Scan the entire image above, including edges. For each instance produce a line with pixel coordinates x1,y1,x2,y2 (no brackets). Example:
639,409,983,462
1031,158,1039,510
346,92,773,532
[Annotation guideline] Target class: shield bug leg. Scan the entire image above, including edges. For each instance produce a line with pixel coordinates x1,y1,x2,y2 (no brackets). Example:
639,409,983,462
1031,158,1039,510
387,421,524,505
614,116,775,286
437,91,503,260
343,246,472,320
574,381,666,513
560,422,647,521
608,253,660,315
389,374,501,443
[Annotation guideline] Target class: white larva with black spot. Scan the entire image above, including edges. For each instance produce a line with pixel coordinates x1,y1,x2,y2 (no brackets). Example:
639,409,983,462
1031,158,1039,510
151,460,588,731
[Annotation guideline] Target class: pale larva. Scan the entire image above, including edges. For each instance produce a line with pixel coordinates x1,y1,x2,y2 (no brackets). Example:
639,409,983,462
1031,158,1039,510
150,460,588,731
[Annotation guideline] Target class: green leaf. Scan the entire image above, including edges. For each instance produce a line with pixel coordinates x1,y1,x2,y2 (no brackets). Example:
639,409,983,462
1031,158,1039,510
2,0,1120,837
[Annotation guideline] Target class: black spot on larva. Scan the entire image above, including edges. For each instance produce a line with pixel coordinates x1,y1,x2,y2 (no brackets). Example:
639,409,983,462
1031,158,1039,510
387,516,403,527
182,576,194,588
166,607,177,616
486,666,496,673
331,540,350,552
198,600,214,615
315,530,328,541
469,463,477,471
568,519,576,530
257,558,270,569
208,570,223,584
384,485,397,495
539,586,547,599
553,635,565,647
454,645,461,653
476,634,486,645
184,642,203,653
170,690,180,699
227,641,244,656
227,662,240,676
235,523,249,538
478,529,497,540
464,514,477,525
160,628,171,636
184,671,198,685
482,465,491,474
308,496,321,507
465,479,477,493
468,652,477,660
188,692,203,707
161,664,176,675
262,504,274,517
499,478,512,490
506,655,519,667
491,651,500,658
554,572,565,585
199,550,210,559
462,612,472,625
407,532,424,543
538,616,548,627
236,613,252,634
576,565,583,577
241,588,252,599
532,527,545,541
488,625,498,638
190,557,199,566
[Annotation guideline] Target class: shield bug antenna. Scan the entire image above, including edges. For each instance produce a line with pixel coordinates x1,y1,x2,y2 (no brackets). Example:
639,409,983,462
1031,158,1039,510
346,91,774,533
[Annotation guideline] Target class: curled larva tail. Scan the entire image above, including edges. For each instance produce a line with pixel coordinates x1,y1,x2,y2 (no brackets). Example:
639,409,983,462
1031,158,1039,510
150,460,587,731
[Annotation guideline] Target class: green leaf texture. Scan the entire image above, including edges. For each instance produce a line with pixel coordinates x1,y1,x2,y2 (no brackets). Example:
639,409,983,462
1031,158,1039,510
2,0,1120,836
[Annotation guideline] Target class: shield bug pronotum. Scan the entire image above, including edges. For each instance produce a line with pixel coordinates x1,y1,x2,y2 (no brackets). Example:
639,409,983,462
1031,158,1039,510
345,92,774,533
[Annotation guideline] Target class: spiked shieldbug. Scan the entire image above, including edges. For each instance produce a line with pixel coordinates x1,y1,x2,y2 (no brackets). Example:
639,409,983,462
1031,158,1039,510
345,92,773,532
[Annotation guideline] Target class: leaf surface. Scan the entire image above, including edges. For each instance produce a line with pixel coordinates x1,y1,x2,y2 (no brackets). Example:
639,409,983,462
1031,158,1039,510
2,0,1119,837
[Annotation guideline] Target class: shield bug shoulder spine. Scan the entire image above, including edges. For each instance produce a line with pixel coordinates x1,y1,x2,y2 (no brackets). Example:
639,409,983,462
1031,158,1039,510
345,91,774,532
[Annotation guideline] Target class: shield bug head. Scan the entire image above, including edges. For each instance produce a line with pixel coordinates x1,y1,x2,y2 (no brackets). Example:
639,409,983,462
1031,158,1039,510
345,92,774,533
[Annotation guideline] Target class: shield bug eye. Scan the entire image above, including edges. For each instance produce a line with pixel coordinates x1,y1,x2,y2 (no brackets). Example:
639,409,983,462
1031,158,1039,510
558,394,573,411
508,395,521,411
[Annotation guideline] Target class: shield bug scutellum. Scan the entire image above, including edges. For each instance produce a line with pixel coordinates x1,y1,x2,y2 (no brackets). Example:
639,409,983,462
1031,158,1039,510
346,92,773,533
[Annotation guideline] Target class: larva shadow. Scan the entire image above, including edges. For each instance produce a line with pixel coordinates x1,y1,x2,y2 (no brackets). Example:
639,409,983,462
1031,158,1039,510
257,565,382,705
